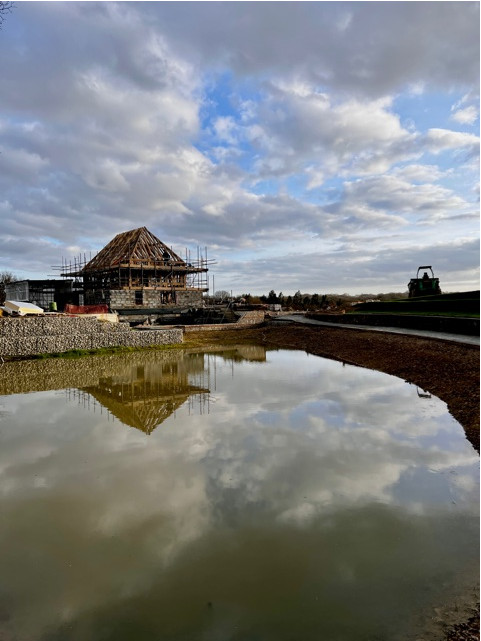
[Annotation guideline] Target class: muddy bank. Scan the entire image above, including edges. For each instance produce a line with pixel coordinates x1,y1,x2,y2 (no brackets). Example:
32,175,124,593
187,323,479,452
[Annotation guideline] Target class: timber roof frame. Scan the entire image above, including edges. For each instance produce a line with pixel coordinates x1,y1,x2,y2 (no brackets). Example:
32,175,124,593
81,227,188,273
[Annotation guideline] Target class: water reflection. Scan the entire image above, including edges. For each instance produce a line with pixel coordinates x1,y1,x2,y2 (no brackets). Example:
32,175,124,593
0,347,266,434
0,348,478,641
0,346,266,397
74,347,267,434
77,357,209,434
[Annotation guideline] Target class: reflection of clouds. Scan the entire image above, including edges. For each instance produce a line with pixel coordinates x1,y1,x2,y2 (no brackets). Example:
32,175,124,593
0,392,63,487
0,349,478,638
1,351,478,526
0,399,213,636
450,466,480,494
195,352,477,526
201,414,409,527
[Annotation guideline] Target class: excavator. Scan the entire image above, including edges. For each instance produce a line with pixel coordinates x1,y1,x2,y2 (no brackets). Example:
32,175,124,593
408,265,442,298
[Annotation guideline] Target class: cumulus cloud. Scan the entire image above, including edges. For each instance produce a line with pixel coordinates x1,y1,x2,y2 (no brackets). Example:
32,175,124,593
244,90,417,182
219,237,480,295
393,164,444,183
0,2,478,291
143,2,480,95
451,105,479,125
424,128,479,154
341,174,467,218
450,92,479,126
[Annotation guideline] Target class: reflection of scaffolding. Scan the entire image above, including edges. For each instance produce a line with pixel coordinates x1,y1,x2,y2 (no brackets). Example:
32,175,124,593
65,388,119,424
67,386,210,433
62,347,268,434
64,354,211,434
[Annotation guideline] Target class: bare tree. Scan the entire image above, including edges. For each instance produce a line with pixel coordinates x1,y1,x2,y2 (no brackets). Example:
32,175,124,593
214,290,230,301
0,2,14,30
0,271,18,305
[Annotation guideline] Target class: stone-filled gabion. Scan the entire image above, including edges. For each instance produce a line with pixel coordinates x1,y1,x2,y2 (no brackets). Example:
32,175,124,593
0,317,182,358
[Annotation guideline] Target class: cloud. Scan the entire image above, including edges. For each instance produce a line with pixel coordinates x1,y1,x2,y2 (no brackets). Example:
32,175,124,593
424,128,479,154
218,238,480,294
0,2,478,291
451,105,479,125
245,90,417,182
450,92,479,126
212,116,238,144
340,174,468,219
393,164,444,183
142,2,480,95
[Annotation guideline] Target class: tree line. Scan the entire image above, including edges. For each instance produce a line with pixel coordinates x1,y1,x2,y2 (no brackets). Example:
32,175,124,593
237,290,407,311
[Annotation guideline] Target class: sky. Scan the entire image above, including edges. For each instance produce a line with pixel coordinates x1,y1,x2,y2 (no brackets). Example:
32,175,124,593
0,1,479,296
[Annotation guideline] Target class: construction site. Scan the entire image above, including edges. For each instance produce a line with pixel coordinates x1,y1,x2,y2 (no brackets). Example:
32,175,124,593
54,226,214,323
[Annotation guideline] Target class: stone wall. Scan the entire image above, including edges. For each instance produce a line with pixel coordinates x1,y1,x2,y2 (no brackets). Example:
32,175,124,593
109,289,203,310
110,289,166,309
0,316,182,358
236,310,266,325
176,290,204,307
183,310,266,333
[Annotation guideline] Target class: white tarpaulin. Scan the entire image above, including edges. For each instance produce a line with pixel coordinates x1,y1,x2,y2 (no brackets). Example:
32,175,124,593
4,300,44,315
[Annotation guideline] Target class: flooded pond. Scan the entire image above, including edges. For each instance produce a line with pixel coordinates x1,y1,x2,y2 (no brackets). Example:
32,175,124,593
0,346,478,641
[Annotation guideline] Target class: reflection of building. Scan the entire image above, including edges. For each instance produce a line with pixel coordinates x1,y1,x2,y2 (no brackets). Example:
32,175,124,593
79,355,210,434
228,345,267,362
45,346,268,435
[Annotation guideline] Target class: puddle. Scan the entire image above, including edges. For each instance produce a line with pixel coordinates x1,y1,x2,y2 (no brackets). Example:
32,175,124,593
0,347,478,640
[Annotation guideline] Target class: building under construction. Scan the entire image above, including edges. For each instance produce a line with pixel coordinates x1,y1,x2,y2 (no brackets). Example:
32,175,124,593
58,227,211,319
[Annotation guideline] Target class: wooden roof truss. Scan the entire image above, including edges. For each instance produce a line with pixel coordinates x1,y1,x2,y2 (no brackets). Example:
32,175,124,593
57,226,211,292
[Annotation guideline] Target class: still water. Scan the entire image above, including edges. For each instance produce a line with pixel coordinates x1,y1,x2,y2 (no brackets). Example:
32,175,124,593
0,347,478,641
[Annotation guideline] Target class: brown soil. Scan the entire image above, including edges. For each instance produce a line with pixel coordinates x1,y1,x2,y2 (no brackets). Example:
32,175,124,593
186,323,480,641
446,609,480,641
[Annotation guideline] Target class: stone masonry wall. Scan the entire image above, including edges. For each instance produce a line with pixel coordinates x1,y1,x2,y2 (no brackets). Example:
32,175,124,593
110,289,165,309
236,310,266,325
0,316,183,358
109,289,203,310
183,310,266,333
176,290,204,307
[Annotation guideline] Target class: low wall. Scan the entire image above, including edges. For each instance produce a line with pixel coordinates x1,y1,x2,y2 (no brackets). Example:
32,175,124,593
183,310,266,333
0,316,182,358
236,310,266,325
